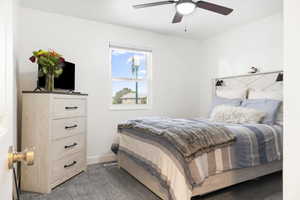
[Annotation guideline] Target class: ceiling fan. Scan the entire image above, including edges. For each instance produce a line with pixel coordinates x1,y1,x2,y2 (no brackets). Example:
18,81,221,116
133,0,234,24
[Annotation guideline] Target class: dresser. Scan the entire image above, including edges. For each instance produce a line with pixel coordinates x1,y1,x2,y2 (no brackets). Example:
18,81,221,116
21,92,88,193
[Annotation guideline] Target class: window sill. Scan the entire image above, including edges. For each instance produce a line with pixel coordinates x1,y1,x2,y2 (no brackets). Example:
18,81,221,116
109,105,152,111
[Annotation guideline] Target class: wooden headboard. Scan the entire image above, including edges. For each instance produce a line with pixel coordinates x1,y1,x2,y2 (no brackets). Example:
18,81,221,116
213,70,283,96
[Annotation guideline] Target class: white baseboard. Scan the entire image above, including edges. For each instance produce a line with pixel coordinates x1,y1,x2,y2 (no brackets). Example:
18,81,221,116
87,152,117,165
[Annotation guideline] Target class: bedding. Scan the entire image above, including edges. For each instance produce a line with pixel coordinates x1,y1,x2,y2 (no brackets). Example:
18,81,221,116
216,88,247,99
210,105,266,124
118,117,236,161
248,89,283,125
118,117,282,200
248,89,282,101
210,96,242,111
241,99,282,125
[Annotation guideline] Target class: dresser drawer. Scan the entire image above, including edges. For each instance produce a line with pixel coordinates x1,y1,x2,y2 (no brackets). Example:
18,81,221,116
52,134,85,161
53,98,86,118
52,117,86,140
51,152,85,185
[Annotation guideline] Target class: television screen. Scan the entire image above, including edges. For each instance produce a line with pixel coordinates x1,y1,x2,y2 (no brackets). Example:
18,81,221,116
39,61,75,91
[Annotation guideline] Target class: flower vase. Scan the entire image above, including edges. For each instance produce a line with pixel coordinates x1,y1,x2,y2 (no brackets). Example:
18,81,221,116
45,74,55,92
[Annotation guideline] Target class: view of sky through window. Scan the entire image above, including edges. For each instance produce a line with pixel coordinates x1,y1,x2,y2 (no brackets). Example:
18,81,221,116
111,48,149,105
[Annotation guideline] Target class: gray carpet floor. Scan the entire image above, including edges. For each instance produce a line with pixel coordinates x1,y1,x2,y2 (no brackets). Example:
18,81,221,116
21,162,282,200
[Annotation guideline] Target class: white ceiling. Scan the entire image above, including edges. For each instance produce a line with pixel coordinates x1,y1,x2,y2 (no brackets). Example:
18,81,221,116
20,0,282,40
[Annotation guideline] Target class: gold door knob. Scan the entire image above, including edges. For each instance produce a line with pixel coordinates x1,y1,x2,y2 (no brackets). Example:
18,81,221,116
8,146,35,169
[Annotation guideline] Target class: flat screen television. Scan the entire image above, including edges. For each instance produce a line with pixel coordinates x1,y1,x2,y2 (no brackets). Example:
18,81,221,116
38,61,75,91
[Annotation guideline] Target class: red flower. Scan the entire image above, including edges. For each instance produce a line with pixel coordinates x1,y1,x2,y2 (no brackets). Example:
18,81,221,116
29,56,36,63
59,57,65,63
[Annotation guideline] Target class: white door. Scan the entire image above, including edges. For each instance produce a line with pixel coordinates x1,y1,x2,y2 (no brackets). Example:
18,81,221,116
0,0,15,199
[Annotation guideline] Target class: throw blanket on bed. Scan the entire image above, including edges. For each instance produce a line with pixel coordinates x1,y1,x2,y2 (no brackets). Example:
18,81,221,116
118,117,236,161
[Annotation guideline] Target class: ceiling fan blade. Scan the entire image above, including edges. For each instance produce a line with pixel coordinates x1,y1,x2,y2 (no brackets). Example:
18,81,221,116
172,12,183,23
196,1,233,15
133,1,176,9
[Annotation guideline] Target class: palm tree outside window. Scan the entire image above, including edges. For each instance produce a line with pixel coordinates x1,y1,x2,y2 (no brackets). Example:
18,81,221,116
130,56,140,104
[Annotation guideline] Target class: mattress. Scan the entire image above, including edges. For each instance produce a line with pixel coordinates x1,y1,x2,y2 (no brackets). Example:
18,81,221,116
118,120,283,200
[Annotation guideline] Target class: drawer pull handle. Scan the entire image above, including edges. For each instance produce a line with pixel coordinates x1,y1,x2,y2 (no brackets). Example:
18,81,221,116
65,106,78,110
64,161,77,168
65,125,78,129
64,143,78,149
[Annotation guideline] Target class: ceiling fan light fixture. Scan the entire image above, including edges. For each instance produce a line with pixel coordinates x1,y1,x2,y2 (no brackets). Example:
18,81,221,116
176,1,196,15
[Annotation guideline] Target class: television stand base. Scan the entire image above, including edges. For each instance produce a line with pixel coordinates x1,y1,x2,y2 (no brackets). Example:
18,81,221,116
33,80,43,92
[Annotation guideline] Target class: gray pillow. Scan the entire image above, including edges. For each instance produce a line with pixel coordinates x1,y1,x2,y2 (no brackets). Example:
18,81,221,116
210,96,242,114
241,99,282,125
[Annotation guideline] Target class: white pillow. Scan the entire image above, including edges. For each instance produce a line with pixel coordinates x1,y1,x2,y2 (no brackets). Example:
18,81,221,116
248,89,282,100
248,89,283,125
210,105,266,124
216,88,248,99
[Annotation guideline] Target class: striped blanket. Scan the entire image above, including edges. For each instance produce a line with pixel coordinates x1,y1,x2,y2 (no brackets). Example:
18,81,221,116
118,118,236,161
118,118,283,200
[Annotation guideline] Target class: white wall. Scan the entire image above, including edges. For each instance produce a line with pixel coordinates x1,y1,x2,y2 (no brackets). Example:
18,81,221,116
284,0,300,199
17,8,203,163
197,13,283,116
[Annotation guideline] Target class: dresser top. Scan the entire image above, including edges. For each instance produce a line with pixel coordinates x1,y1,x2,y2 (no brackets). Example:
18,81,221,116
22,91,88,96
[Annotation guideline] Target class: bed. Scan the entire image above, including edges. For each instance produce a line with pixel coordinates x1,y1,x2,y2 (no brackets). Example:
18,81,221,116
117,71,283,200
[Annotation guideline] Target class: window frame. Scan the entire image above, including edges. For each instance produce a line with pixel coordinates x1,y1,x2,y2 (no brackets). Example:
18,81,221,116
109,43,152,110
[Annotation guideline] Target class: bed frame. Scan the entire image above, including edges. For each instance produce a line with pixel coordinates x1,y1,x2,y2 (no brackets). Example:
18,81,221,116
118,153,282,199
118,70,283,199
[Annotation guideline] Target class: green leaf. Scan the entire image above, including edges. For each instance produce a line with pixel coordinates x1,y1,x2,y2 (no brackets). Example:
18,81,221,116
54,68,63,78
48,59,55,67
33,51,39,57
42,67,48,75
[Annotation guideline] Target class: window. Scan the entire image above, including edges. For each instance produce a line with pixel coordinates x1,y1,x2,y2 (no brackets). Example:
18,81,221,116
110,44,152,109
